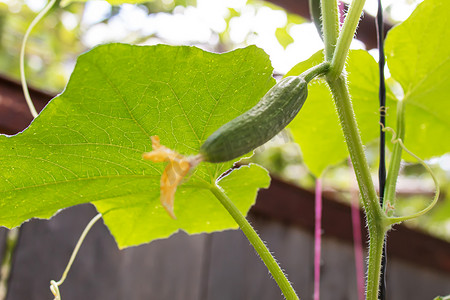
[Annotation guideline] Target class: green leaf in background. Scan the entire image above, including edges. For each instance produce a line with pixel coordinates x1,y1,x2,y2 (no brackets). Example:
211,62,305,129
385,0,450,159
433,296,450,300
0,44,274,248
286,50,396,176
275,27,294,49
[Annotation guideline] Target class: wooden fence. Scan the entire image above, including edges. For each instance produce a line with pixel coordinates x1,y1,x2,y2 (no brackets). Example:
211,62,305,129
1,194,449,300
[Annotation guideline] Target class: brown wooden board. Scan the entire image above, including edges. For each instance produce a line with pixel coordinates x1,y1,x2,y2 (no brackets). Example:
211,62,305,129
0,75,52,135
387,260,450,299
2,204,450,300
5,204,208,300
204,217,314,300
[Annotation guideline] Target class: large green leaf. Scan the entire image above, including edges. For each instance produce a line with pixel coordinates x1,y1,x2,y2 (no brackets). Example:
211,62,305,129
0,44,273,248
286,50,395,176
385,0,450,159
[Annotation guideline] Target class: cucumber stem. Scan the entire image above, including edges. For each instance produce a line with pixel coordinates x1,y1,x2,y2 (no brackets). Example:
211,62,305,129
301,62,330,83
210,184,299,300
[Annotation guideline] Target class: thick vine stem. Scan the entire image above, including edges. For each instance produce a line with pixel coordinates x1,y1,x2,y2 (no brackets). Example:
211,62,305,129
320,0,340,61
328,0,367,80
326,76,387,300
326,76,383,220
210,184,299,300
366,224,388,300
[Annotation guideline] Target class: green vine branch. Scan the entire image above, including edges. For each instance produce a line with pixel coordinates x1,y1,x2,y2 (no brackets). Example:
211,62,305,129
326,76,387,300
328,0,367,80
326,76,382,220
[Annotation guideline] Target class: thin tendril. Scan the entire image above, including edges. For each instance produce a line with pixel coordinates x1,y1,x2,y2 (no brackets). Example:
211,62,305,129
20,0,57,118
50,213,102,300
382,126,440,225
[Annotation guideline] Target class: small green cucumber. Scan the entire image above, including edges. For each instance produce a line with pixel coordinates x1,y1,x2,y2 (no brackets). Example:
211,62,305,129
200,76,308,163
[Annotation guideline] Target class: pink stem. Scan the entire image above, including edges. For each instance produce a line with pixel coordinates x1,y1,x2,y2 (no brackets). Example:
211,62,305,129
338,0,345,25
351,193,365,300
313,177,322,300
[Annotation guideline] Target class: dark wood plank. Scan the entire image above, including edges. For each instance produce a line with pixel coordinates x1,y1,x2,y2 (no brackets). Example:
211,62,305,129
0,228,6,265
205,227,257,300
116,232,207,300
205,215,450,300
0,75,52,135
205,216,314,300
320,238,360,300
4,204,450,300
5,204,207,300
387,260,450,299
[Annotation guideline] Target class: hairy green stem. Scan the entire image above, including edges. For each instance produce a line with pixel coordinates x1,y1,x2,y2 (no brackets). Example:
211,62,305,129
328,0,366,80
366,225,388,300
326,76,387,300
326,76,382,219
320,0,340,61
210,184,299,300
383,101,405,214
